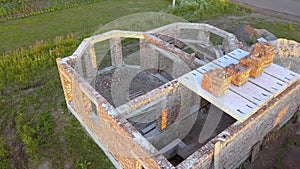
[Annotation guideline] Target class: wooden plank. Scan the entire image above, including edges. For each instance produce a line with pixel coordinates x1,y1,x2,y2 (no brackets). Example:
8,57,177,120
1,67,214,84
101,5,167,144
264,63,300,84
227,49,249,60
213,55,239,68
249,73,288,97
230,82,273,106
178,71,259,122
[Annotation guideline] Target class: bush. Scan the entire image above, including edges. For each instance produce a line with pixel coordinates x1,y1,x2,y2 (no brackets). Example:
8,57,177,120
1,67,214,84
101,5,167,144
171,0,247,21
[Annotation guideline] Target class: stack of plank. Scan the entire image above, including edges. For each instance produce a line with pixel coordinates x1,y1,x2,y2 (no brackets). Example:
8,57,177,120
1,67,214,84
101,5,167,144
239,42,276,78
201,68,232,97
224,63,251,86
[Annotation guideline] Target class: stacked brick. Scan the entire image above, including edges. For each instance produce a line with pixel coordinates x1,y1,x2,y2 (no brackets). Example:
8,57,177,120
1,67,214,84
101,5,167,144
201,68,232,97
157,106,181,131
160,109,168,130
156,90,181,131
201,42,276,97
224,64,251,87
239,42,276,78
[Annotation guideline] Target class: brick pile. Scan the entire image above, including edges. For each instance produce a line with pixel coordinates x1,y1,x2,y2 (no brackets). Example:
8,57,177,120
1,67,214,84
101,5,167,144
201,42,276,96
201,68,232,97
224,64,251,86
239,42,276,78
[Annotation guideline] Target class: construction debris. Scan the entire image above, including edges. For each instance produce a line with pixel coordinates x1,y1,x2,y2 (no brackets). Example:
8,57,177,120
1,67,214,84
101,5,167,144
272,38,300,58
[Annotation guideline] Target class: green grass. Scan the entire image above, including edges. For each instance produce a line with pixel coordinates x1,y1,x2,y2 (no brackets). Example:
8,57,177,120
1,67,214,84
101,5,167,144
0,35,115,168
251,21,300,42
0,0,170,53
0,0,299,168
0,0,106,21
202,15,300,43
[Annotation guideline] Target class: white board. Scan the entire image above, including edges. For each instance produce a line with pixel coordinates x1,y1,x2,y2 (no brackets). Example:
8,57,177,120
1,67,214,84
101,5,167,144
230,82,273,106
178,71,260,122
178,48,300,122
196,62,222,74
248,73,288,97
213,55,239,67
264,63,300,84
227,49,249,60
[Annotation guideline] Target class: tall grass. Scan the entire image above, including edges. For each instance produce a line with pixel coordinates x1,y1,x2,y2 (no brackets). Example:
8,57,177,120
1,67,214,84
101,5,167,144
0,35,114,168
0,34,76,93
0,0,170,53
170,0,248,21
0,0,105,21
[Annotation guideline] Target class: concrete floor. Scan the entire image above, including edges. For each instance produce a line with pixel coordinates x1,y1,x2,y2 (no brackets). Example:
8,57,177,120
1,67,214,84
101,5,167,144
236,0,300,17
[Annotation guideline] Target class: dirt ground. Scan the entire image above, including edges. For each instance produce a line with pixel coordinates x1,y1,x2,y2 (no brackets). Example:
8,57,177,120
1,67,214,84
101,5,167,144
242,116,300,169
95,69,165,107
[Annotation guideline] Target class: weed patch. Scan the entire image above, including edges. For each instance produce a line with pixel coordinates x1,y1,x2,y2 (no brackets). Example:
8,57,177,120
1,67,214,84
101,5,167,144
170,0,248,21
0,0,105,22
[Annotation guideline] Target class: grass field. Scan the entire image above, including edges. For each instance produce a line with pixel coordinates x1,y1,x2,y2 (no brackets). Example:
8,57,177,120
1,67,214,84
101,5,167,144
0,0,170,53
0,0,105,20
0,0,299,168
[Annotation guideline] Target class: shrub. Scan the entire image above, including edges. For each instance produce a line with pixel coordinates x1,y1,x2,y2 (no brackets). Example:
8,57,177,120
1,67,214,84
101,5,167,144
171,0,247,21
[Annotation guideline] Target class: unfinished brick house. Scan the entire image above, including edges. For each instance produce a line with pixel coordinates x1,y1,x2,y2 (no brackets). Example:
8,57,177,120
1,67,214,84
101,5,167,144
56,23,300,169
